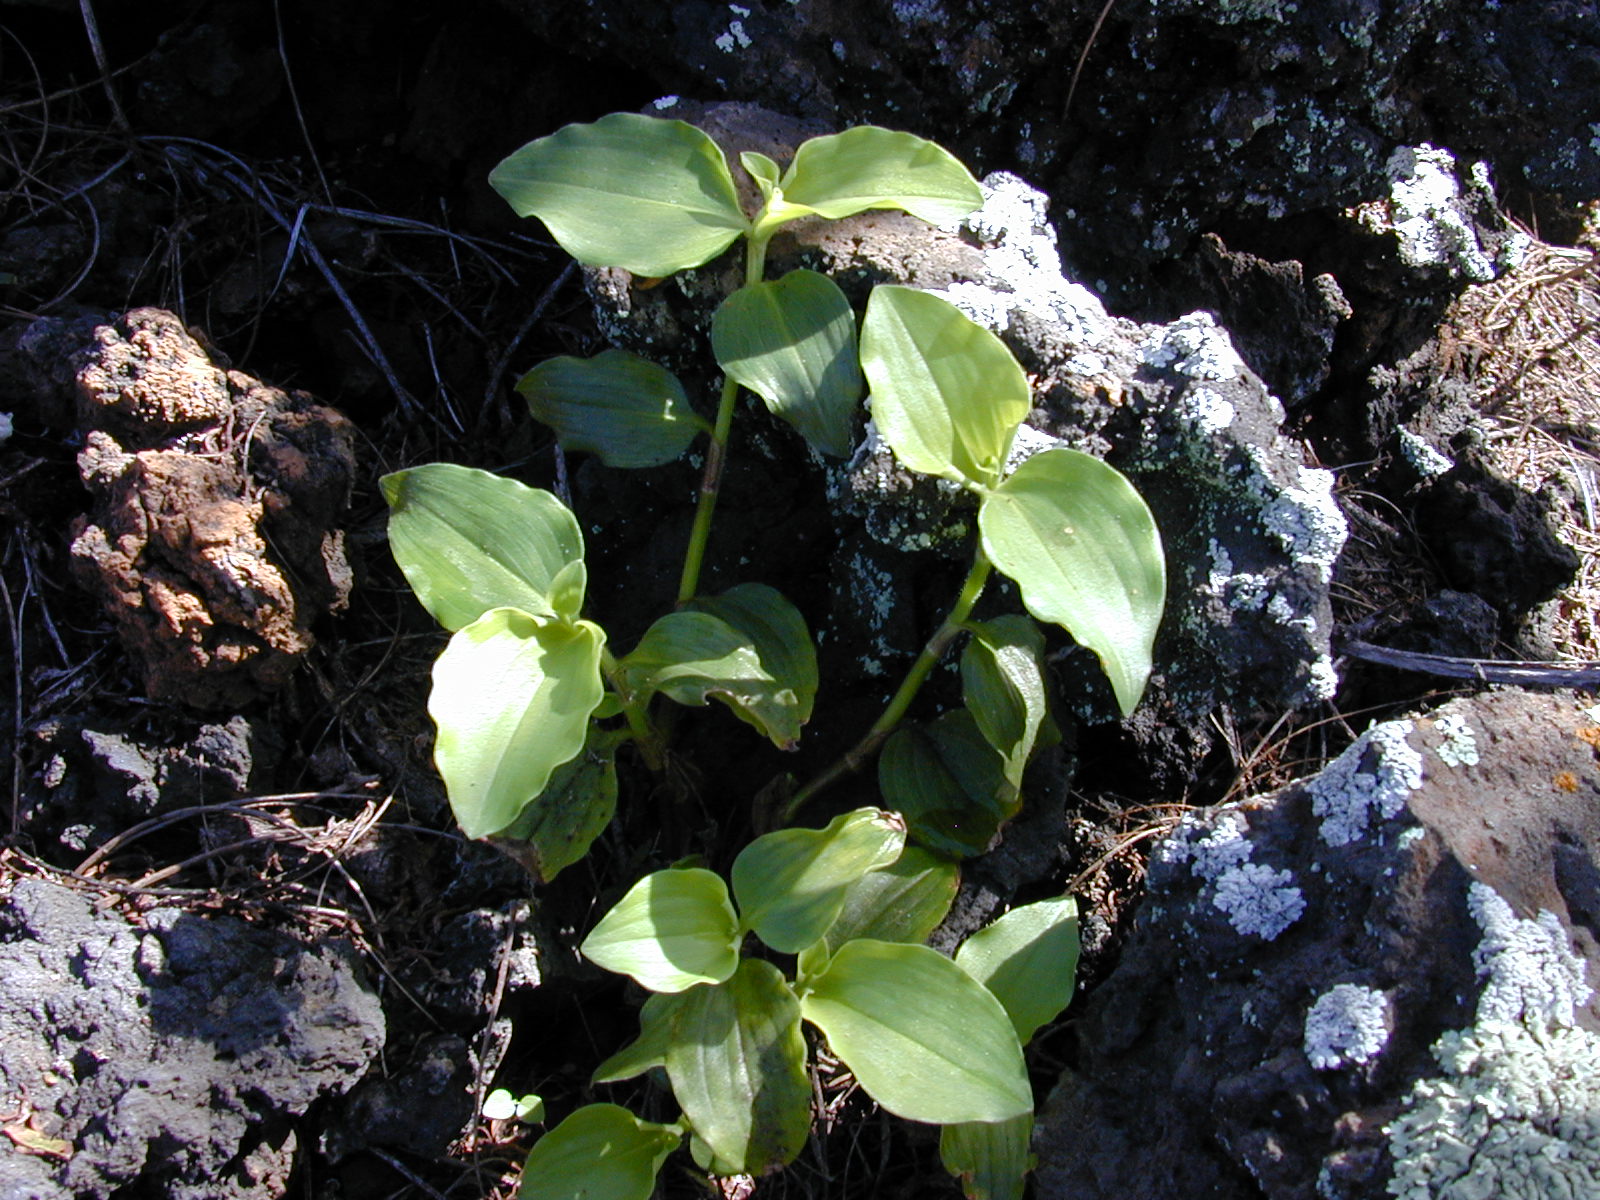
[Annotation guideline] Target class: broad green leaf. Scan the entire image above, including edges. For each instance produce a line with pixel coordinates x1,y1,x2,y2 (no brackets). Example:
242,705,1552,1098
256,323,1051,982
581,868,740,993
517,350,710,469
879,710,1018,858
800,939,1032,1124
492,725,621,883
382,464,584,631
961,616,1049,790
779,127,983,225
861,286,1030,489
430,611,605,839
490,113,749,278
593,991,686,1084
940,1114,1034,1200
518,1103,680,1200
823,846,961,953
688,583,818,748
665,960,810,1175
732,808,906,954
978,448,1166,716
955,897,1079,1046
711,270,863,458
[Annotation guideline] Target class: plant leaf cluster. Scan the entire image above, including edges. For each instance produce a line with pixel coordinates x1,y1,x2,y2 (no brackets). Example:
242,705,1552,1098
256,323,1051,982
385,112,1168,1197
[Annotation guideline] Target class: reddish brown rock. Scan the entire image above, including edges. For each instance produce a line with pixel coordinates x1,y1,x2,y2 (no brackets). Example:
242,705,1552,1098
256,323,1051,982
68,308,356,708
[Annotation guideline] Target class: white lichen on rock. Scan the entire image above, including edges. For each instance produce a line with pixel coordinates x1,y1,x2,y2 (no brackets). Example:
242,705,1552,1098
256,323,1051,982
936,173,1113,348
1142,311,1247,382
1305,983,1392,1070
1386,883,1600,1199
1397,428,1454,479
1307,718,1423,846
0,411,11,446
1361,144,1524,284
1258,461,1348,583
1434,712,1479,768
1155,811,1306,940
713,4,753,52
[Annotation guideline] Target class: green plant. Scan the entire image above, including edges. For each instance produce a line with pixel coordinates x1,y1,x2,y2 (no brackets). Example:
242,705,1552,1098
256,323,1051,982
521,806,1078,1199
382,112,1165,1195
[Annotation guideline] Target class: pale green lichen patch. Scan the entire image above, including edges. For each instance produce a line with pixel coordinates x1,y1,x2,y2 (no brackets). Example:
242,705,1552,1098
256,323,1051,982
1386,883,1599,1199
1307,719,1423,846
1434,712,1479,768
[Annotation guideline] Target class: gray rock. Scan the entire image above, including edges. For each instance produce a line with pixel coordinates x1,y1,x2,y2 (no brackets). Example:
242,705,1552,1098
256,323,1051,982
0,880,384,1200
1033,690,1600,1199
23,715,269,851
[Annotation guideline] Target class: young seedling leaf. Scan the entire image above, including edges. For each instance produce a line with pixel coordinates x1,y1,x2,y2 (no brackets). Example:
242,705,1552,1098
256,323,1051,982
861,286,1030,489
779,126,983,225
491,725,620,883
517,350,710,469
711,270,863,458
517,1103,680,1200
490,113,749,278
940,1113,1034,1200
687,583,818,748
822,846,961,953
879,710,1018,858
484,1089,545,1123
664,959,810,1175
955,897,1079,1046
581,868,740,993
593,991,687,1084
978,447,1165,716
961,615,1049,790
429,611,606,840
382,464,584,631
732,808,906,954
800,939,1032,1124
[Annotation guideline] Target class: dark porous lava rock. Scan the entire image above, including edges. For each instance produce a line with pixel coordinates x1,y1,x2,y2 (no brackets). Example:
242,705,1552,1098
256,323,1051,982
0,879,384,1200
1034,690,1600,1199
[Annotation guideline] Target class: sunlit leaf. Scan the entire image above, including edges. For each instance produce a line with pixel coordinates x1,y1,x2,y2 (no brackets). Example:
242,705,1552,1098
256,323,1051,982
517,1103,680,1200
490,113,749,278
861,286,1030,489
940,1113,1034,1200
955,897,1079,1046
712,270,863,458
517,350,710,469
778,126,982,225
382,464,584,631
687,583,818,749
581,868,741,993
429,611,605,839
492,725,621,883
879,710,1017,858
800,939,1032,1124
961,616,1049,790
822,846,960,953
732,808,906,954
665,960,810,1175
978,448,1165,716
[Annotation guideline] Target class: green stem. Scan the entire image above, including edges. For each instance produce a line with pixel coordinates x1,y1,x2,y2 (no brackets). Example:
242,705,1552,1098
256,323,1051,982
600,647,664,772
675,234,772,605
782,550,994,822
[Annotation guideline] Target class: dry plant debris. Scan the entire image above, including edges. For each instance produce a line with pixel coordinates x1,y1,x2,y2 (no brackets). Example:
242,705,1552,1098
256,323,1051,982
1443,210,1600,660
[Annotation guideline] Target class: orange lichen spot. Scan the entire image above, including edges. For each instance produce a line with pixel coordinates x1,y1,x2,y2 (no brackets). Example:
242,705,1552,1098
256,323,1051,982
1576,726,1600,750
1554,771,1581,793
